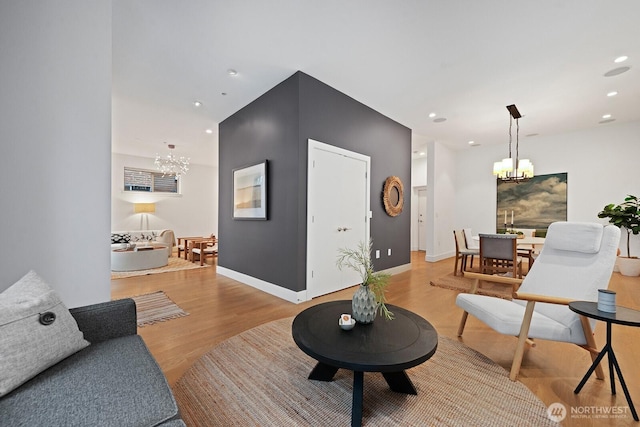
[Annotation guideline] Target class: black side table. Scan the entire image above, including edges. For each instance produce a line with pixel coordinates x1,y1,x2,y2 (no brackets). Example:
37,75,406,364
569,301,640,421
292,300,438,427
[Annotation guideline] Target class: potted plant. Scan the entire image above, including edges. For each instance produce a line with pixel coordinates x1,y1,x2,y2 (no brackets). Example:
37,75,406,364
598,195,640,276
337,240,394,323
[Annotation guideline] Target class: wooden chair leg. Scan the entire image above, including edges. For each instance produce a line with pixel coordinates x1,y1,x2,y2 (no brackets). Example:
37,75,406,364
454,255,459,276
510,300,536,381
457,278,480,337
579,315,605,380
457,312,469,336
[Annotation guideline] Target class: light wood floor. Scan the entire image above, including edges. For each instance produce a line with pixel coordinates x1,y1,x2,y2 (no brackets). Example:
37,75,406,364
112,252,640,426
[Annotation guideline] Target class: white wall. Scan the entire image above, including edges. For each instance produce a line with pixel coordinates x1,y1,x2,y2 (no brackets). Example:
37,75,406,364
111,153,218,239
453,121,640,257
425,141,456,261
0,1,112,306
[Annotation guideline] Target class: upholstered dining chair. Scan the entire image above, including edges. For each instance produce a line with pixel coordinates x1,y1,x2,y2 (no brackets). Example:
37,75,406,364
453,230,479,276
456,222,620,381
479,233,522,278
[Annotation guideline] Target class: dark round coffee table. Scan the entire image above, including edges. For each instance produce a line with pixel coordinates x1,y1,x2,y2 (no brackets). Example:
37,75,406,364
292,300,438,427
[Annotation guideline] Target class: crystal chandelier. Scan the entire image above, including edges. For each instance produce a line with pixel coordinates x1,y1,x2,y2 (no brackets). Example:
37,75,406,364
493,104,534,182
154,144,190,178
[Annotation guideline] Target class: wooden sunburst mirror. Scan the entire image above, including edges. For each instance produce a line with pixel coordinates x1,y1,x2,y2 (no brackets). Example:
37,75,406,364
382,176,404,217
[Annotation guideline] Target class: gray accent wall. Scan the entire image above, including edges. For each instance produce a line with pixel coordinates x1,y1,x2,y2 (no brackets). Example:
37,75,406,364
219,72,411,293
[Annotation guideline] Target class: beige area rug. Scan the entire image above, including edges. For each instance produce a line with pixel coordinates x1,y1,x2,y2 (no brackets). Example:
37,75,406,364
173,317,558,426
111,256,209,280
430,273,514,300
131,291,189,327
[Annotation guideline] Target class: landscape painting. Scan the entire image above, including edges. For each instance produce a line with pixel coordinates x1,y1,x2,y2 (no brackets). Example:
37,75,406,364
496,172,567,231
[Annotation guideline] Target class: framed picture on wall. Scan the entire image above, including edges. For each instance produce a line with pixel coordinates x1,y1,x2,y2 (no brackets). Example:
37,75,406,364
233,160,268,220
496,172,567,232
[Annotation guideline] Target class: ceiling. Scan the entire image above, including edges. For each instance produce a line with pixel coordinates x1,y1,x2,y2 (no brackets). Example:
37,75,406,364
112,1,640,166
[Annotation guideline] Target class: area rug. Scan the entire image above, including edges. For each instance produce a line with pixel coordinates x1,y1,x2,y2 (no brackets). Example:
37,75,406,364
111,256,209,280
430,273,513,300
173,317,557,426
131,291,189,327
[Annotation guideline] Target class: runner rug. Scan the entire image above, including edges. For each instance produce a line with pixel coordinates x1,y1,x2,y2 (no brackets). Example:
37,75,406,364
111,256,209,280
131,291,189,327
173,317,557,426
430,273,513,300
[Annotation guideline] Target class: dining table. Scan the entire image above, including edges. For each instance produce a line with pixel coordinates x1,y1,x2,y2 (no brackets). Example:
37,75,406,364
472,235,545,247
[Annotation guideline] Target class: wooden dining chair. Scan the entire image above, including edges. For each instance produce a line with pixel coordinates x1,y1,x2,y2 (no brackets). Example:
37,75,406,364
479,233,522,278
190,236,218,266
177,236,202,259
453,230,479,276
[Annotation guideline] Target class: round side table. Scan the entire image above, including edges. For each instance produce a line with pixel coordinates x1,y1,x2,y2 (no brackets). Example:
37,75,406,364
569,301,640,421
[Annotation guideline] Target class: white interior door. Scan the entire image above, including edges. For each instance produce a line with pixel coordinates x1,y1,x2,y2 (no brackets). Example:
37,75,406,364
307,139,370,299
418,188,427,251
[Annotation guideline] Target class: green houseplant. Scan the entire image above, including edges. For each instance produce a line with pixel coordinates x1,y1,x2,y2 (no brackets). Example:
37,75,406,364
598,194,640,276
337,240,394,322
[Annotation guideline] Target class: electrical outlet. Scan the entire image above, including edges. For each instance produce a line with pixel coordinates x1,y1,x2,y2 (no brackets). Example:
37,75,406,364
387,248,392,256
375,250,380,259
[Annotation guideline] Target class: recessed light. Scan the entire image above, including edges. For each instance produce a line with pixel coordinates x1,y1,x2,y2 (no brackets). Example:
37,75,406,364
607,91,618,97
602,114,612,119
193,101,202,107
227,69,238,76
614,55,628,63
419,152,426,156
205,129,213,134
433,117,447,123
604,67,631,77
428,112,436,118
468,141,474,145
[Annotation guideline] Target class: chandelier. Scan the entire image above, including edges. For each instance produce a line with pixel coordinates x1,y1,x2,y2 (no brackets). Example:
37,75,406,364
154,144,190,178
493,104,534,182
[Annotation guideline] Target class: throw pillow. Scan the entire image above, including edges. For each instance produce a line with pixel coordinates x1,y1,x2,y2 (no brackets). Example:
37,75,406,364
0,270,90,397
111,233,131,244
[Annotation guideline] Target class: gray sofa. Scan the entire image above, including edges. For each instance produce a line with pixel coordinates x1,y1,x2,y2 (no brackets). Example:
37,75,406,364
0,299,184,426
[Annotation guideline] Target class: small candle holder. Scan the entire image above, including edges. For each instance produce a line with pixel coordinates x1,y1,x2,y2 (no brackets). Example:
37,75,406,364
597,289,616,313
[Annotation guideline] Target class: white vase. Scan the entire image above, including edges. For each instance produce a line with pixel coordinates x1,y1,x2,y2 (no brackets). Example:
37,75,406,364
617,257,640,277
352,285,377,324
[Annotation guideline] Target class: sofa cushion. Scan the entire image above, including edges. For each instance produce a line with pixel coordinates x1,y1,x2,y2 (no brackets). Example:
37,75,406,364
0,271,90,397
111,232,131,244
0,335,180,426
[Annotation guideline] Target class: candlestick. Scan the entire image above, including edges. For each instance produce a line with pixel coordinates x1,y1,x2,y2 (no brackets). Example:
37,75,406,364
504,210,507,224
511,210,514,226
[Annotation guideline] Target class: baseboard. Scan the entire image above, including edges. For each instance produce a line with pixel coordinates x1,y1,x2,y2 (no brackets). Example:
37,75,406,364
426,251,455,263
216,266,307,304
379,262,412,276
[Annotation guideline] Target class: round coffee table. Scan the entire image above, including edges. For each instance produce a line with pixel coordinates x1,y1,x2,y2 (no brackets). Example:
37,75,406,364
292,300,438,427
